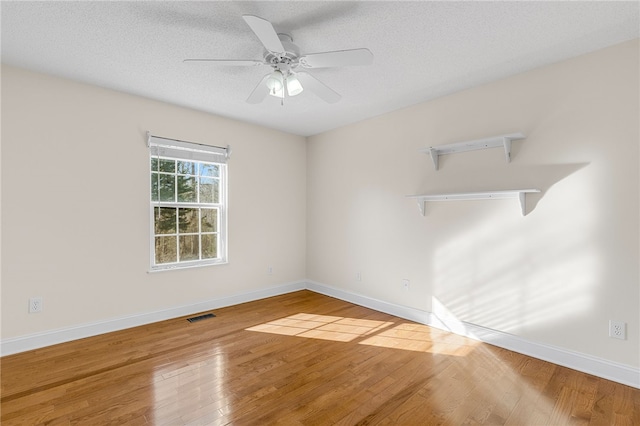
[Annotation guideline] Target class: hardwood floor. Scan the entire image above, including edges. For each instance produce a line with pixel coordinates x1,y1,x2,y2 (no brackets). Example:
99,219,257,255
1,290,638,425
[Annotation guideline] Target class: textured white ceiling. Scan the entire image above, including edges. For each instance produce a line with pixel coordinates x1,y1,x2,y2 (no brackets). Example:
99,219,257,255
2,1,638,136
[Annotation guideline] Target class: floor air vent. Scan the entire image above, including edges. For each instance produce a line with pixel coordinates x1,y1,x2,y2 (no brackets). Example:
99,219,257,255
187,313,216,323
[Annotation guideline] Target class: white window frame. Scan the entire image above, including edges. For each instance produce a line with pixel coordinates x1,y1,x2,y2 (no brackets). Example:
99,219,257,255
147,133,229,271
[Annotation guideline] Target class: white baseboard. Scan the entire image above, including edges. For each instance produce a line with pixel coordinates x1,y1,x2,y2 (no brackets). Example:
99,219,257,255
2,279,638,389
306,280,433,324
306,280,640,389
0,281,306,357
442,319,640,389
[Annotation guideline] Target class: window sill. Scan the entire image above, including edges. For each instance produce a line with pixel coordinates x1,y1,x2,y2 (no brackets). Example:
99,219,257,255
148,260,228,273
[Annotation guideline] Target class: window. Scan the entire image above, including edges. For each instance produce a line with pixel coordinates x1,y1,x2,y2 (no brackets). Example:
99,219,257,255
148,134,228,271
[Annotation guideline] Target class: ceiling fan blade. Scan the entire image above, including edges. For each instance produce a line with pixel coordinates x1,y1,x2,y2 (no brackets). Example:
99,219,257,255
183,59,264,66
246,74,272,104
296,72,341,103
299,48,373,68
242,15,285,55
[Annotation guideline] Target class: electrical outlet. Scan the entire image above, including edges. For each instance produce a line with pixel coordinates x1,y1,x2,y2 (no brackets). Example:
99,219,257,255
29,297,43,313
609,320,626,340
402,279,410,290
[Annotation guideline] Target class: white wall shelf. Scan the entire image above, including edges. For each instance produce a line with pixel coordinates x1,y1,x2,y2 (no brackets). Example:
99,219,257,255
407,189,540,216
421,133,525,170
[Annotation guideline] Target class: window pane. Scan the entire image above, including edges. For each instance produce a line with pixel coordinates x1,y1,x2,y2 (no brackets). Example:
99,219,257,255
158,159,175,173
202,234,217,259
200,163,219,178
177,176,197,202
199,178,219,203
151,172,159,201
178,208,198,233
179,235,199,261
201,208,217,232
154,207,177,235
158,174,175,202
155,236,177,264
177,161,196,175
150,152,226,268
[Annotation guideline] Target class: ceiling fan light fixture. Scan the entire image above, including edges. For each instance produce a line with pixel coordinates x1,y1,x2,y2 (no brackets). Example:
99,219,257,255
266,70,284,94
286,74,303,96
269,87,284,98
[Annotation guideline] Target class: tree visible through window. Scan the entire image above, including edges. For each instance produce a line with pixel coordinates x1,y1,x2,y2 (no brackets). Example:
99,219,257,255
149,137,228,270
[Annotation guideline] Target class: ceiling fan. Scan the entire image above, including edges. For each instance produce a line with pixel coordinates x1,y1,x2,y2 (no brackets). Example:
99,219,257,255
184,15,374,104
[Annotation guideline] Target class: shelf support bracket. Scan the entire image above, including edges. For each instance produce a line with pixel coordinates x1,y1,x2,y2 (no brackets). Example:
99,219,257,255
428,148,439,171
502,137,511,163
416,199,426,216
518,191,526,216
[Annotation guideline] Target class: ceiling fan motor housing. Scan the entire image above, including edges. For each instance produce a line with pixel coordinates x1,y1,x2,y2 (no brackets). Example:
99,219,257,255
264,34,300,71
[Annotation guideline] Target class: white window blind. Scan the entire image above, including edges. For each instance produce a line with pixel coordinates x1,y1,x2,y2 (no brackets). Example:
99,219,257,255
147,133,230,164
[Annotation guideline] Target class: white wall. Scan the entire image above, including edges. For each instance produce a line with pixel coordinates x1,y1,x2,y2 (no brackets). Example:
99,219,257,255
1,65,307,338
307,40,639,367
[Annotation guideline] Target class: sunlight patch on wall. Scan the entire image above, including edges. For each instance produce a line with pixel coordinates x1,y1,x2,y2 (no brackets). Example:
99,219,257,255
431,296,479,338
432,180,600,335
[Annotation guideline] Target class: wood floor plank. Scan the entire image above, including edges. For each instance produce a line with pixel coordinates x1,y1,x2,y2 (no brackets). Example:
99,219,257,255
2,290,638,425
